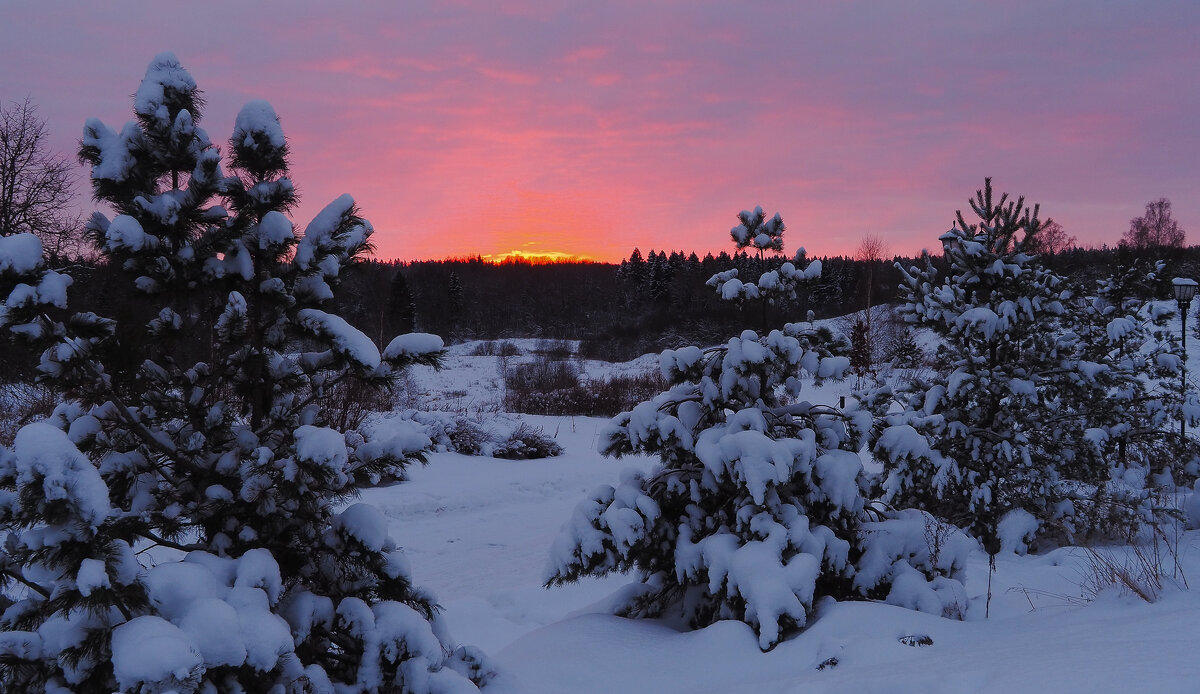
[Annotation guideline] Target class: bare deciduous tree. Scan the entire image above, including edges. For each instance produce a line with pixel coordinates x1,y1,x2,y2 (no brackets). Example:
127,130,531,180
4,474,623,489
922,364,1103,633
1122,198,1185,249
857,232,887,264
855,232,889,375
0,97,82,258
1029,219,1076,254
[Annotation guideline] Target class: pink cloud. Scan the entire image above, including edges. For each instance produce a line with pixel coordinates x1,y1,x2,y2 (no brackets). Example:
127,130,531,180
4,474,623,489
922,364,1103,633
2,1,1197,262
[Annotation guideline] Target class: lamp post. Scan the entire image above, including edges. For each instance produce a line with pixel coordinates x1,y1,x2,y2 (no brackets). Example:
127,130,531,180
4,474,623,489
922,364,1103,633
1172,277,1198,438
939,227,963,255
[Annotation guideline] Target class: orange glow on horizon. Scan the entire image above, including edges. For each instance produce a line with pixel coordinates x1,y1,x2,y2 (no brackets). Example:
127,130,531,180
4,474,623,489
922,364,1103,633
480,249,593,264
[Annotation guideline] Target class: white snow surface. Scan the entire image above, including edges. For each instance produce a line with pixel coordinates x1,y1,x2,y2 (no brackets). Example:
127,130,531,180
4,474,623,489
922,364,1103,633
0,233,43,274
383,332,445,360
233,99,286,149
346,344,1200,693
110,616,203,691
134,52,196,120
296,308,381,369
104,214,158,252
257,210,294,248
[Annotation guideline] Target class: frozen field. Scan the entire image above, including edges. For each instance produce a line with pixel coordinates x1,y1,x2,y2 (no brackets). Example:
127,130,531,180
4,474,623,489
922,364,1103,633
356,344,1200,694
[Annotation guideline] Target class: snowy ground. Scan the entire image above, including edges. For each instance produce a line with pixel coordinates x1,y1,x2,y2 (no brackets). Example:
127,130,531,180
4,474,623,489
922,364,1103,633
356,343,1200,694
394,338,662,415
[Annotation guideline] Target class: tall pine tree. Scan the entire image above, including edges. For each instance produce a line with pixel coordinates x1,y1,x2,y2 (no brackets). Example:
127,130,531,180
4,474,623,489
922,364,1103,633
387,268,417,337
0,54,490,693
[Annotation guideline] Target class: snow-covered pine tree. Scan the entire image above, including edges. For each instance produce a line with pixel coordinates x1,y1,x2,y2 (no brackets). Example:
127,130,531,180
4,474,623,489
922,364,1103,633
647,250,670,302
444,271,465,339
890,328,924,370
0,53,489,693
848,318,872,384
546,209,968,652
388,268,417,336
1057,260,1200,535
871,179,1197,554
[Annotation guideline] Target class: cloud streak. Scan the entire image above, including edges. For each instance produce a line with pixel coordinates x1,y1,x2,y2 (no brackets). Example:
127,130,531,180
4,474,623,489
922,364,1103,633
3,1,1198,261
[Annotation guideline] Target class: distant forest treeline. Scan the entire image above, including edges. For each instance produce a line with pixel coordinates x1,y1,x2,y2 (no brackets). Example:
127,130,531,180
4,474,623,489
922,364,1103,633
49,243,1200,366
327,244,1200,361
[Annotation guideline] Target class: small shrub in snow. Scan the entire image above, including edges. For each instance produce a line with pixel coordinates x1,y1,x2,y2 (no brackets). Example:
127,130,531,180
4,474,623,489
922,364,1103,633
324,374,397,432
382,410,562,460
443,416,493,457
502,371,667,417
0,55,487,693
504,355,581,396
468,340,521,357
493,423,563,460
1074,537,1186,604
500,350,667,417
533,338,573,360
580,370,669,417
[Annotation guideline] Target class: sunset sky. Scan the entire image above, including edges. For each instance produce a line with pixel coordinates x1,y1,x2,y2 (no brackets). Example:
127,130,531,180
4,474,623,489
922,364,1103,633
3,2,1197,263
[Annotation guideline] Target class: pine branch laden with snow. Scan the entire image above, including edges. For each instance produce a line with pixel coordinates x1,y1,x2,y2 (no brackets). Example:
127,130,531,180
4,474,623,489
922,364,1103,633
730,206,784,254
0,233,72,341
545,324,968,651
0,55,488,693
871,179,1199,554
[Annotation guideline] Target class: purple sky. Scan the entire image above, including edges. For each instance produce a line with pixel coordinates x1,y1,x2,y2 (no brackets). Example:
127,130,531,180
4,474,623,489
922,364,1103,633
4,1,1198,262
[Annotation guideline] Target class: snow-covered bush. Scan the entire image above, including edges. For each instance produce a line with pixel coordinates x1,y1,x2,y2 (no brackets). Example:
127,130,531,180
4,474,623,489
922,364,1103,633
0,54,489,692
503,371,667,417
492,422,563,460
409,410,495,457
546,323,967,650
871,179,1199,554
502,354,581,409
377,410,562,461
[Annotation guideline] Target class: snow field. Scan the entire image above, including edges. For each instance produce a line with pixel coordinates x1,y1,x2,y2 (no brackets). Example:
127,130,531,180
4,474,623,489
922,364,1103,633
365,412,1200,694
361,346,1200,693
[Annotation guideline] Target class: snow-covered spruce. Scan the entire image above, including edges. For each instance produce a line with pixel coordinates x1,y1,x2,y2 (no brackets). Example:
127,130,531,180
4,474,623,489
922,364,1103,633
545,325,968,651
0,54,490,692
870,179,1199,554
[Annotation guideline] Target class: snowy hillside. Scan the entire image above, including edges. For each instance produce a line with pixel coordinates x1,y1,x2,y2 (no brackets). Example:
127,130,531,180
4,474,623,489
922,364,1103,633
359,346,1200,694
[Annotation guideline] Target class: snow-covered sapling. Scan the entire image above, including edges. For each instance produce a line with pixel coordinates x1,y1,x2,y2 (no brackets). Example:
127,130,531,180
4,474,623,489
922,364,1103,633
871,179,1198,557
548,250,968,650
